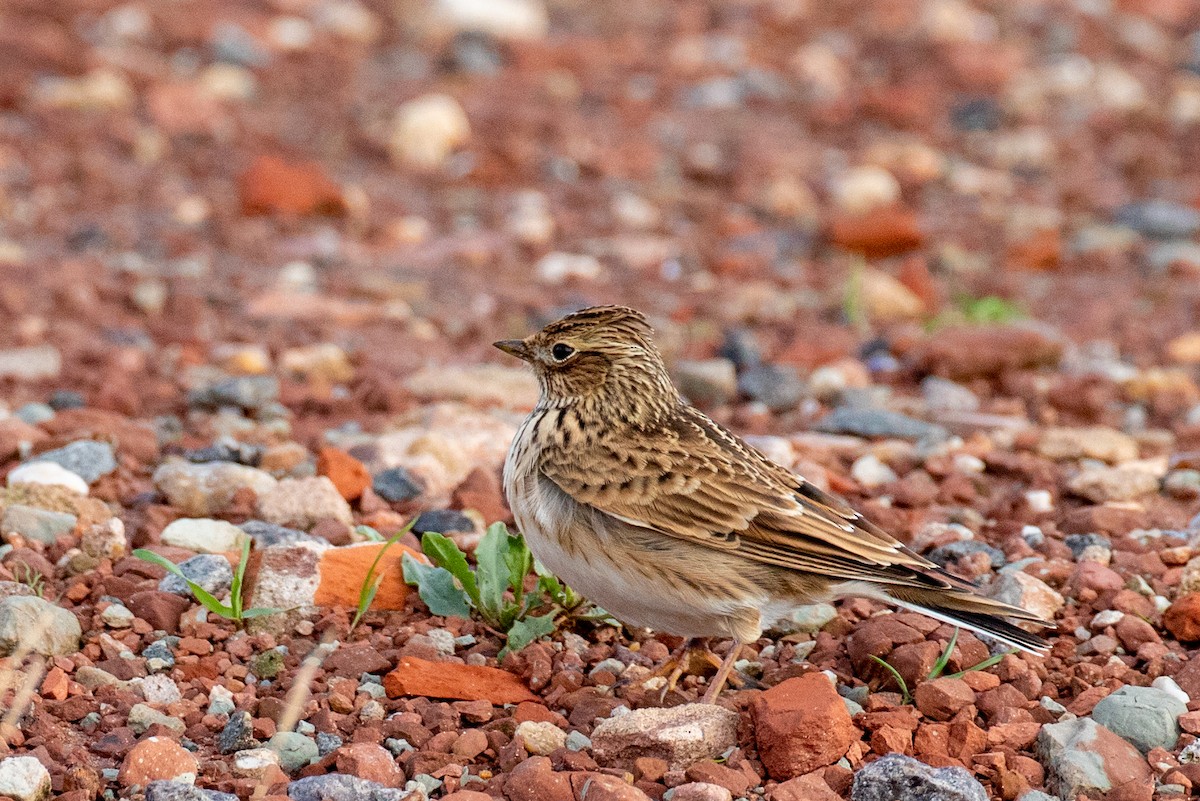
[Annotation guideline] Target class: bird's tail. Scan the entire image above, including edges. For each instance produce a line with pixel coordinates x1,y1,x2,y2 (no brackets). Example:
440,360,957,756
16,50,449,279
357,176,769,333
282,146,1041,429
880,586,1050,655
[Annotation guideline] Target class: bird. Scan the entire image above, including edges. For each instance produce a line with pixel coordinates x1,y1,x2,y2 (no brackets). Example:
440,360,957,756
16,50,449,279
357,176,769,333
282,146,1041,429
496,305,1049,702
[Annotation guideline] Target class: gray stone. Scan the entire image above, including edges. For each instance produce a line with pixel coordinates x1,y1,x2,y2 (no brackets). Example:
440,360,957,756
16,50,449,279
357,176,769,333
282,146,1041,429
145,780,238,801
0,596,81,656
143,638,177,671
287,774,408,801
1116,200,1200,239
33,440,116,483
129,703,186,735
1,505,77,544
737,364,805,411
591,703,738,770
1091,685,1185,753
412,509,474,535
207,685,235,716
315,732,343,757
1037,717,1151,800
0,756,51,801
267,731,319,772
13,404,54,426
100,604,134,628
850,753,986,801
675,358,738,406
189,375,280,411
240,520,319,547
1064,533,1112,560
159,554,234,597
219,711,259,754
927,541,1006,571
815,407,947,442
371,467,423,503
920,376,979,412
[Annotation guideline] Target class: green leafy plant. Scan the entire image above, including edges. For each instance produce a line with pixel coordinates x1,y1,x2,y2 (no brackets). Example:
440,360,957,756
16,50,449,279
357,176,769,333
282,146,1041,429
842,258,868,332
350,522,415,633
133,538,278,627
870,628,1017,703
403,522,594,658
927,293,1025,331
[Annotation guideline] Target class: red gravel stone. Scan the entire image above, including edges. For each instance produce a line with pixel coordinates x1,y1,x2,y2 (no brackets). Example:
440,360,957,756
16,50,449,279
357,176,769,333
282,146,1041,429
751,673,856,780
385,657,537,704
239,154,345,217
1165,594,1200,641
317,447,371,501
118,737,198,786
334,743,405,787
505,755,572,801
913,677,976,722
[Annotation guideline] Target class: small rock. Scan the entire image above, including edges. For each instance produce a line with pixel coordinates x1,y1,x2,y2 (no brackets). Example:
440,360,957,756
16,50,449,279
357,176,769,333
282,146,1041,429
535,251,603,284
334,743,404,787
0,756,51,801
7,462,88,495
738,364,806,411
101,604,135,629
913,677,977,722
1068,465,1160,503
914,323,1065,380
987,571,1065,621
153,460,278,517
240,520,318,547
267,731,319,773
129,703,186,735
81,518,127,560
160,518,247,554
675,359,738,406
816,407,947,441
287,773,409,801
119,737,199,787
317,447,370,501
591,703,738,771
281,344,354,383
32,441,116,483
431,0,548,41
670,783,732,801
1091,686,1185,753
159,554,234,597
751,673,856,779
0,596,82,656
850,454,898,488
145,781,238,801
1116,200,1200,239
207,684,235,716
412,509,475,535
1037,426,1139,463
372,467,424,503
1037,717,1153,801
859,267,926,322
850,753,986,801
780,603,838,633
1,505,78,544
257,476,353,530
0,346,61,380
515,720,568,755
219,711,259,754
830,165,900,215
920,376,980,412
383,656,536,704
389,93,470,170
188,375,280,412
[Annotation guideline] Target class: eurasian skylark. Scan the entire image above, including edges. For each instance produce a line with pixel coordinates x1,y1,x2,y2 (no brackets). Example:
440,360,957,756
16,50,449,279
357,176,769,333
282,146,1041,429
497,305,1048,702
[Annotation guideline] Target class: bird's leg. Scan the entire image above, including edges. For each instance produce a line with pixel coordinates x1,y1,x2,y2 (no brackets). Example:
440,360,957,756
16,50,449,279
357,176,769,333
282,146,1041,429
655,637,700,701
701,638,743,704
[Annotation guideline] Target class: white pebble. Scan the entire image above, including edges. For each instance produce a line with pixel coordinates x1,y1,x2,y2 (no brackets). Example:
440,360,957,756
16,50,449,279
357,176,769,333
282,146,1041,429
1024,489,1053,513
8,462,89,495
1153,676,1191,706
829,165,900,215
850,454,897,488
1090,610,1124,629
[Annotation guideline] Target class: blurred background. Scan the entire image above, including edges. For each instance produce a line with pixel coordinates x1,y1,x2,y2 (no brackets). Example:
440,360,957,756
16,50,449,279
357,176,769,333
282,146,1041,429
1,0,1199,431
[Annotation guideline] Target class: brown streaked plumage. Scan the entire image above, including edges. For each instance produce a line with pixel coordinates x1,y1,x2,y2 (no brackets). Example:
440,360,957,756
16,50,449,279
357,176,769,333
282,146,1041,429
497,305,1049,702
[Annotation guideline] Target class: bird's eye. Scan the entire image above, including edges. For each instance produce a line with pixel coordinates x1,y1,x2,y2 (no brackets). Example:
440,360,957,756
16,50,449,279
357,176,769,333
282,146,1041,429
551,343,575,361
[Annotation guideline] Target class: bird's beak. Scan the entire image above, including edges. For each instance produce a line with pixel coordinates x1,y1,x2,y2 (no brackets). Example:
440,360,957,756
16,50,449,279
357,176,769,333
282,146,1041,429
494,339,532,361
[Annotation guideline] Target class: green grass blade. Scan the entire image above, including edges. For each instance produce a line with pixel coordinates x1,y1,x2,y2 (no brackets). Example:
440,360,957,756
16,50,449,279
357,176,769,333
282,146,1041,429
947,649,1017,679
230,537,251,620
869,655,911,704
927,628,959,681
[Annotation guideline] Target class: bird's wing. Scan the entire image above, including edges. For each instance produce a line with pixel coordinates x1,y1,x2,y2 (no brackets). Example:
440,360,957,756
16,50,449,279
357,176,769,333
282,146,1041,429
539,404,974,592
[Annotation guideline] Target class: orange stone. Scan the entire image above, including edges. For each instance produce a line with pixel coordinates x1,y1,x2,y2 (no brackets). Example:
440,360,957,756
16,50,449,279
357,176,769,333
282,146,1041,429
239,154,345,217
40,666,68,701
828,205,924,259
119,737,198,786
384,656,538,704
317,447,371,501
312,542,425,610
1165,593,1200,642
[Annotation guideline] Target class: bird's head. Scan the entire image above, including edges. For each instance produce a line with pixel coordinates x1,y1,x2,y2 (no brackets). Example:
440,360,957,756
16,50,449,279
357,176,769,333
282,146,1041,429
494,305,678,412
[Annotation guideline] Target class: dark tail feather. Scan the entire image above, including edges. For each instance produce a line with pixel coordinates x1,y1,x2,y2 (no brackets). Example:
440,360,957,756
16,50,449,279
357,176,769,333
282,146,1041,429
883,589,1051,656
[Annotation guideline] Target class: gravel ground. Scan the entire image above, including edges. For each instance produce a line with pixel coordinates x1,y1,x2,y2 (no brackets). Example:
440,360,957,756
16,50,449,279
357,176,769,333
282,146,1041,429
1,1,1200,800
